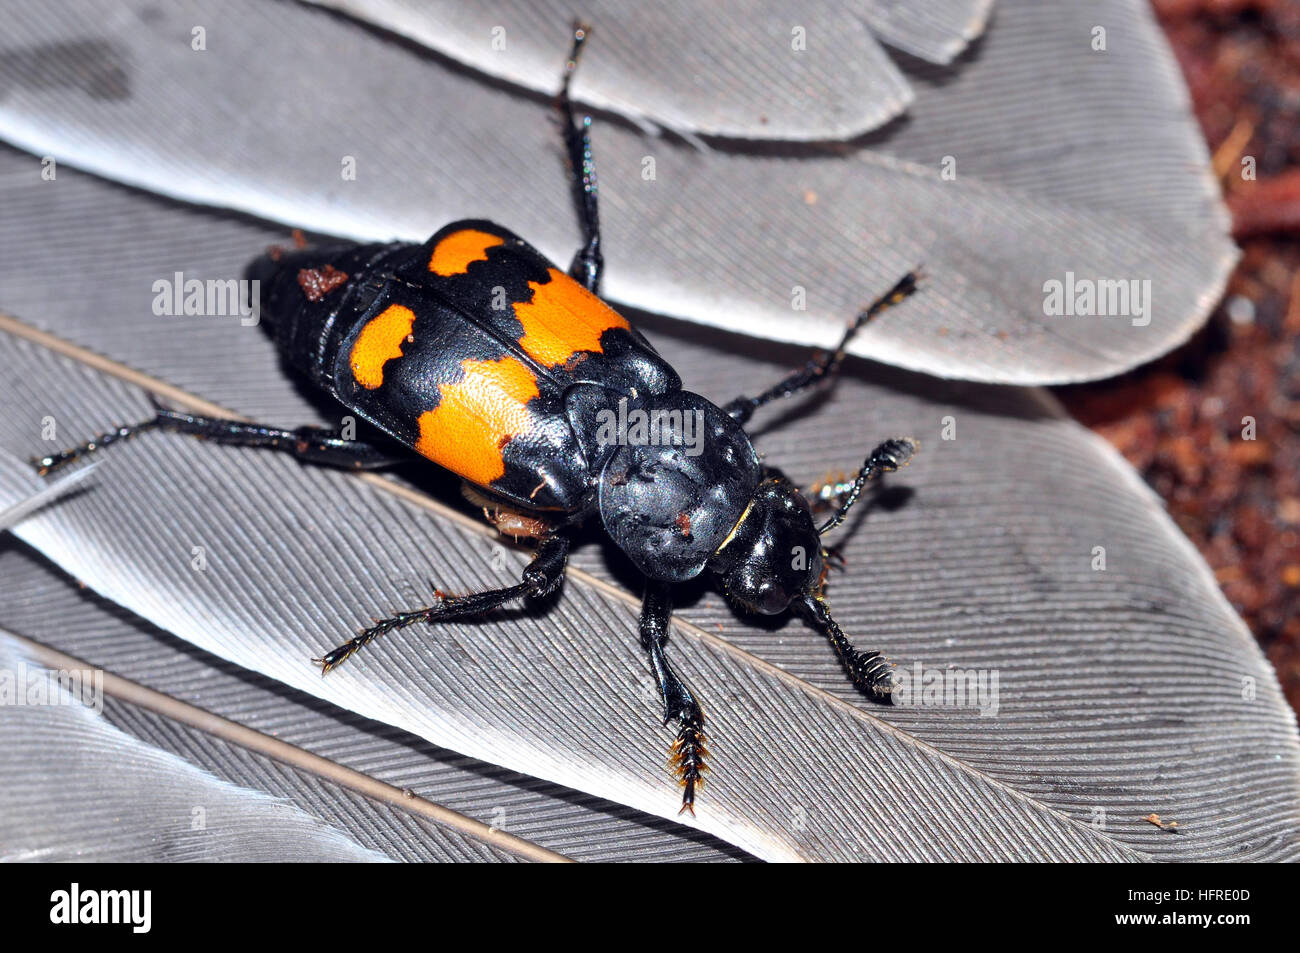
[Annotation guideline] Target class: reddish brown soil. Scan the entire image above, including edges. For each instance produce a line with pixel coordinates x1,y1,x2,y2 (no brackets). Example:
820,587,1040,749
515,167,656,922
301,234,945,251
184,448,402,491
1056,1,1300,715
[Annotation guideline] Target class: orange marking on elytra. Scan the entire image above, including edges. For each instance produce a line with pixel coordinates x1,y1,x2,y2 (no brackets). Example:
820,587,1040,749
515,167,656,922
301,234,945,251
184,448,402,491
350,303,416,390
512,268,629,367
415,356,539,486
428,229,505,276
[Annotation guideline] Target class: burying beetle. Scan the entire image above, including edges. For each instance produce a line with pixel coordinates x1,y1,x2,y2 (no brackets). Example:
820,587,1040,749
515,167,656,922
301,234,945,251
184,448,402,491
37,26,919,814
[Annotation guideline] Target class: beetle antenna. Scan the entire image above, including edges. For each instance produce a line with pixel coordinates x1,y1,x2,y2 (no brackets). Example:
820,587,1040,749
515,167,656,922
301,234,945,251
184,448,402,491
555,21,603,292
801,594,896,701
816,437,916,535
832,269,922,365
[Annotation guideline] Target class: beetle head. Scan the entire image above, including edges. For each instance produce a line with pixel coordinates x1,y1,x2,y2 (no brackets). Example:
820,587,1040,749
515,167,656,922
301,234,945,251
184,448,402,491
709,474,824,615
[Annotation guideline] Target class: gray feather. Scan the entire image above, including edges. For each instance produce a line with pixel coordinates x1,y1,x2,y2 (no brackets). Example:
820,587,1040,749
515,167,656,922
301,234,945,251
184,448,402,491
0,632,395,862
0,0,1233,383
0,544,743,862
861,0,993,62
0,311,1296,858
303,0,915,139
0,349,1151,862
0,0,1291,864
0,462,95,533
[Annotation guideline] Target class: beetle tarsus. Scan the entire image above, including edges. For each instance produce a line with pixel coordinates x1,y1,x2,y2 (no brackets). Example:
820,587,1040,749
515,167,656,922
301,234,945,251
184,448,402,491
803,594,897,703
639,580,710,811
32,419,161,476
672,708,708,816
816,437,917,535
315,605,440,672
314,537,569,672
848,650,898,700
34,408,405,476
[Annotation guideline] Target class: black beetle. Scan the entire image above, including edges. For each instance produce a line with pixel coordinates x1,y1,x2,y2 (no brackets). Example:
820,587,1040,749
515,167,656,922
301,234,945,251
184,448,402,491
36,26,918,813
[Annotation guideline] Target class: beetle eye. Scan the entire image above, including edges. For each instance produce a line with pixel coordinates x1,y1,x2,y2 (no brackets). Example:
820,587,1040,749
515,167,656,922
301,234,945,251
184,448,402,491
758,581,790,614
732,576,789,615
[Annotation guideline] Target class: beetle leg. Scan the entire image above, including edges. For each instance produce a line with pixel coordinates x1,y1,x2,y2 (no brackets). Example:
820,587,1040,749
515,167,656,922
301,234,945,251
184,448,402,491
639,579,708,815
554,22,603,293
723,270,922,425
816,437,916,535
32,409,406,476
801,594,897,701
315,535,570,671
